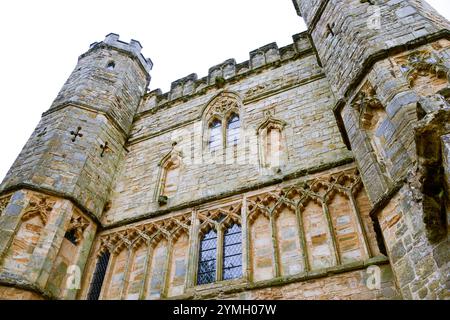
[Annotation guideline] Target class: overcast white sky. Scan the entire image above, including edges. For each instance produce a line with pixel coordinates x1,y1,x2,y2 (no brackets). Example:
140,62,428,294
0,0,448,181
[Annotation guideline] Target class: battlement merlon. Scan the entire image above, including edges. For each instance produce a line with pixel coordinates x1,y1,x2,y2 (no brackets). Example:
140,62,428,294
292,0,302,17
139,31,313,113
85,33,154,78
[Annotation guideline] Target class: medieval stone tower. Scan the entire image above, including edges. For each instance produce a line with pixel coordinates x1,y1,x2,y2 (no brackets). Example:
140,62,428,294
0,0,448,300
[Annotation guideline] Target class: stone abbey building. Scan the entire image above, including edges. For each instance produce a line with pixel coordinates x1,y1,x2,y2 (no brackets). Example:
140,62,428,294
0,0,449,300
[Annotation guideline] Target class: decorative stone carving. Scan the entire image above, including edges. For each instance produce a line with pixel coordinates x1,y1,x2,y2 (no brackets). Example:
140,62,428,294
66,212,90,245
0,195,11,216
203,93,240,122
245,78,283,99
21,194,56,225
99,213,192,254
197,203,242,236
351,81,384,130
398,51,449,87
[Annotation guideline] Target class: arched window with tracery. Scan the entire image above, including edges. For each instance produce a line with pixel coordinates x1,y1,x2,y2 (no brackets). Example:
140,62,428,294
202,92,242,154
196,205,243,285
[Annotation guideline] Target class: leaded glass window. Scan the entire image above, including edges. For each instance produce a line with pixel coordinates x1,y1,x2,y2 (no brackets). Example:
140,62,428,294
197,229,217,285
226,114,240,146
87,251,110,300
223,224,242,280
209,119,222,152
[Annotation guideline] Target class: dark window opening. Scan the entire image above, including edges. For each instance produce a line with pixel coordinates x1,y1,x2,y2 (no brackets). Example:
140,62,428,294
107,61,115,70
64,229,78,246
87,251,110,300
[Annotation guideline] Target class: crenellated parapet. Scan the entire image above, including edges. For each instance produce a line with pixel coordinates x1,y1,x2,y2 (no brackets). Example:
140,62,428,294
138,32,313,114
87,33,154,78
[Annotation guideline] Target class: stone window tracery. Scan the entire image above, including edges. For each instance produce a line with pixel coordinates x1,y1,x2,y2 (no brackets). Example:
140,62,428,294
202,92,242,154
396,50,449,97
196,203,242,285
0,195,11,217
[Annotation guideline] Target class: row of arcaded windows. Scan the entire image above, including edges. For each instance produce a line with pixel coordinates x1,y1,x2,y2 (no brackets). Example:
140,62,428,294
83,170,380,300
85,223,243,299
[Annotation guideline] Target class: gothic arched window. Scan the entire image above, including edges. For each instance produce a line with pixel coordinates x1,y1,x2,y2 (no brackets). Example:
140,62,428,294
208,119,222,152
226,114,240,146
197,224,242,285
197,229,217,285
202,92,242,154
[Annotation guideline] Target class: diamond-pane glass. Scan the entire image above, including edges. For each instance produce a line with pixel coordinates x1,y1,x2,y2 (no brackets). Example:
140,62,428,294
197,229,217,285
87,251,110,300
222,224,242,281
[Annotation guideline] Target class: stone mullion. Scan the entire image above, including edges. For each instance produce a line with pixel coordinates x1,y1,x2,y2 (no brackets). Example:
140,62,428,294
269,212,280,278
348,191,373,258
295,207,310,272
186,209,199,288
161,239,173,298
99,251,117,300
222,118,227,150
241,197,250,282
322,201,341,266
216,225,224,281
119,247,133,300
139,243,154,300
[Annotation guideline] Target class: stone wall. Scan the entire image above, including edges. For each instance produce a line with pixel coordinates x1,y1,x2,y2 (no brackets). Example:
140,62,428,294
0,190,96,300
103,33,352,225
79,165,394,300
377,185,449,299
296,0,450,98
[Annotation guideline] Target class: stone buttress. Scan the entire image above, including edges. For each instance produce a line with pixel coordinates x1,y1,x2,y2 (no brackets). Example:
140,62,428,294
294,0,450,299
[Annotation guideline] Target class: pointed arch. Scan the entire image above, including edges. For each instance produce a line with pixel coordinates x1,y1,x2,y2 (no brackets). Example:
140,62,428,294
257,111,287,170
201,91,243,152
155,149,183,203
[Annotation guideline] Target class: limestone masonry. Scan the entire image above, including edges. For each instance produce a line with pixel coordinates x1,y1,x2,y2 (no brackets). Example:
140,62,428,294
0,0,449,300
